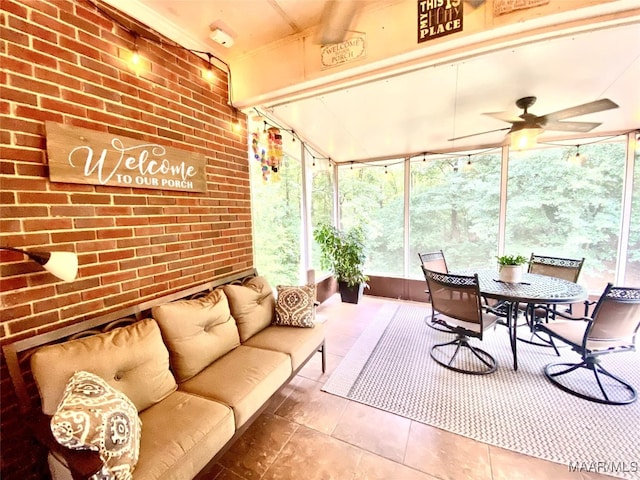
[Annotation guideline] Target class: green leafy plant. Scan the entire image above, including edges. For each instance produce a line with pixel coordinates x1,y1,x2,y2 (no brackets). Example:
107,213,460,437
496,254,528,266
313,223,369,288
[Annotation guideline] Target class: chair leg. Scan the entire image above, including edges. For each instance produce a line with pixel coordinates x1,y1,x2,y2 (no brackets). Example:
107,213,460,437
425,313,455,333
544,357,637,405
430,334,497,375
517,305,561,355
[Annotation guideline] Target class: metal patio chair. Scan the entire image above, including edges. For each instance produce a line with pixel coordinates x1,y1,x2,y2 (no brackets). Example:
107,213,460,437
424,269,501,375
418,250,451,332
536,284,640,405
519,254,585,352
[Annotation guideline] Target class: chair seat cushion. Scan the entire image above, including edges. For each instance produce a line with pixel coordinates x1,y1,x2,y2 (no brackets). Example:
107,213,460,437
542,321,632,351
243,323,325,370
435,311,499,335
134,391,234,480
178,345,291,428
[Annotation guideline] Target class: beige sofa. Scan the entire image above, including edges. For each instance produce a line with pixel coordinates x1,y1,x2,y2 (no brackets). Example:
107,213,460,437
14,273,325,480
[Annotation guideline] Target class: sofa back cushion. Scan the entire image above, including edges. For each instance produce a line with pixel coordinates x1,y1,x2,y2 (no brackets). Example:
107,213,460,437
223,276,276,342
152,289,241,382
31,319,177,415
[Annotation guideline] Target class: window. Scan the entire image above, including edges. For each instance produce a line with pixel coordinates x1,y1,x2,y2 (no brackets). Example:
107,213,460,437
624,134,640,287
339,162,404,277
505,140,626,293
310,155,334,277
409,153,501,277
249,126,302,285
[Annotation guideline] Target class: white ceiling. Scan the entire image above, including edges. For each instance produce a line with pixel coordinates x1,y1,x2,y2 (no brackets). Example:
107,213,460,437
106,0,640,162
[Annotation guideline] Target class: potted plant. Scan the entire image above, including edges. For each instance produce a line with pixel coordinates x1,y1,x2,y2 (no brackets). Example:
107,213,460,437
496,254,528,283
313,223,369,304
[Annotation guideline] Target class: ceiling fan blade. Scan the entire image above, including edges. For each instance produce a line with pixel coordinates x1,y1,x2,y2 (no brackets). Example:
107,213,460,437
448,127,510,142
542,98,618,122
483,112,520,123
543,120,601,132
315,0,358,45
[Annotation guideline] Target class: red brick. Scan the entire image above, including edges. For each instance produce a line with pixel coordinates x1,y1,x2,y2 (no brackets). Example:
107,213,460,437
0,205,49,218
59,299,104,320
69,193,112,204
50,205,95,217
50,230,95,243
23,218,72,231
1,0,28,17
73,217,114,229
17,192,69,204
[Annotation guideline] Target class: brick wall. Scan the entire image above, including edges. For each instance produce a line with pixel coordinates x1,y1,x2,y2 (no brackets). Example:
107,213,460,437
0,1,252,478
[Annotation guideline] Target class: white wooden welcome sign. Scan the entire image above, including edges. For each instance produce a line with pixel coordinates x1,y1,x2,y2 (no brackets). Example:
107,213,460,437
45,121,207,193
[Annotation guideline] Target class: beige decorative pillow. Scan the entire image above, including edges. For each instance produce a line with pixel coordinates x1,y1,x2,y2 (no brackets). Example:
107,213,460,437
274,284,316,327
223,276,276,342
51,370,141,480
152,289,240,382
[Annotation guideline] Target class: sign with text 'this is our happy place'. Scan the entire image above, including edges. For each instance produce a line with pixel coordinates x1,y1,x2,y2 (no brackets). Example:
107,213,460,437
418,0,463,43
45,121,207,193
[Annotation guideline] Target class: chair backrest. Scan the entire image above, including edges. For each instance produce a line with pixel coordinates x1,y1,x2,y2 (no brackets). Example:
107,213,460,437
588,284,640,345
528,254,584,282
418,250,448,275
423,269,483,327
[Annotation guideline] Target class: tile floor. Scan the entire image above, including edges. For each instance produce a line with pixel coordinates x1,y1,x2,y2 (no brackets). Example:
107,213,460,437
210,294,618,480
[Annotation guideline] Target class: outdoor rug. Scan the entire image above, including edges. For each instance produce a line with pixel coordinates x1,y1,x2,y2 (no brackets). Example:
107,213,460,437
322,303,640,479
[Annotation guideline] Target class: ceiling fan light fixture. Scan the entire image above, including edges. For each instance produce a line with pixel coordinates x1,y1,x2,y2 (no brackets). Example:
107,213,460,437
510,127,542,150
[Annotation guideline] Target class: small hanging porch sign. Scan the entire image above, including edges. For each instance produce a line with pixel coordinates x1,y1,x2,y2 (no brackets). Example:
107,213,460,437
418,0,463,43
45,121,207,193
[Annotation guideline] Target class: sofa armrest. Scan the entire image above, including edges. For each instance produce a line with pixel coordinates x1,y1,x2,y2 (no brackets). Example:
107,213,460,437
30,413,103,480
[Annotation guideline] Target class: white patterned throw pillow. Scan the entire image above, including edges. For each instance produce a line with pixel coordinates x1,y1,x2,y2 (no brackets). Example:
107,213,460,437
274,284,316,327
50,370,141,480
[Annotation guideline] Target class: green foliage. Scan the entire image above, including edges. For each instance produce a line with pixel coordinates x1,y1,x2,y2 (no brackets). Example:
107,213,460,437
496,255,528,266
313,223,369,287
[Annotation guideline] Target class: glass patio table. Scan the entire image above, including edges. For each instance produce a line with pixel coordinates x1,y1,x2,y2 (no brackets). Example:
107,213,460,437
458,268,589,371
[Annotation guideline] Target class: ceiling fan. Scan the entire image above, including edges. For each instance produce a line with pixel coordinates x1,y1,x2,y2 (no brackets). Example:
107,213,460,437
448,96,619,147
315,0,359,45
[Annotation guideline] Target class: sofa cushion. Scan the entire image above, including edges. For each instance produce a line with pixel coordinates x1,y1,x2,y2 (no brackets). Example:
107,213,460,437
31,319,177,415
50,370,141,480
223,276,276,342
134,391,235,480
274,284,316,327
243,323,325,371
179,345,291,428
152,289,240,382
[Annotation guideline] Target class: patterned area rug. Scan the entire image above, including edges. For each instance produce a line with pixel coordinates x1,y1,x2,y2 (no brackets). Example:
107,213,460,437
322,303,640,479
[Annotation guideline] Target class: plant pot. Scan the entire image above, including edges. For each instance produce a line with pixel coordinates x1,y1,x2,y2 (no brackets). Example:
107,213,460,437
338,281,364,304
498,264,523,283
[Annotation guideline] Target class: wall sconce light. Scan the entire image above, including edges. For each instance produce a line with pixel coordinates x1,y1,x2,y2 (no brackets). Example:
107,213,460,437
1,247,78,282
510,127,542,150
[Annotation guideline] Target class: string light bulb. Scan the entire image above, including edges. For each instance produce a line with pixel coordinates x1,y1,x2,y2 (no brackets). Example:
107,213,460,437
131,33,140,66
205,53,214,81
569,145,585,166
